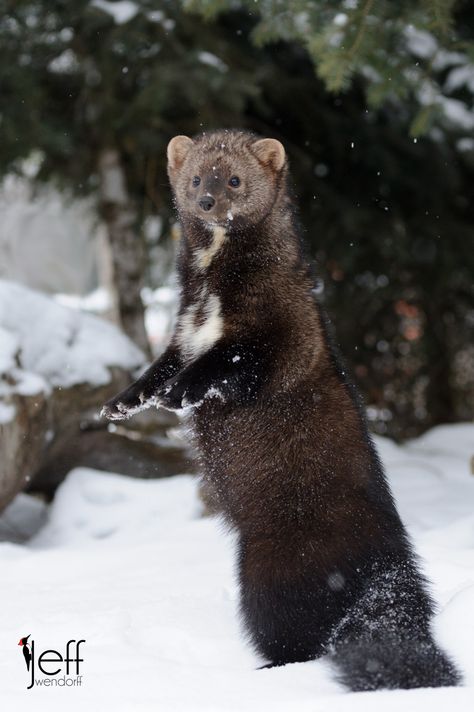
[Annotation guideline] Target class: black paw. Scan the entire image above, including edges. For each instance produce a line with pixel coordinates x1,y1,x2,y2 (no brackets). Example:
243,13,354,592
158,376,225,411
156,376,188,411
101,386,156,421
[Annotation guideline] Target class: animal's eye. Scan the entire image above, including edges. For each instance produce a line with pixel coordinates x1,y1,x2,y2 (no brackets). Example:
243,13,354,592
229,176,240,188
192,176,201,187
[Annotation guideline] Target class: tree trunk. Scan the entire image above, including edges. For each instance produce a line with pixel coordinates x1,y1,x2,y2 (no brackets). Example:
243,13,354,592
98,148,150,356
424,300,455,429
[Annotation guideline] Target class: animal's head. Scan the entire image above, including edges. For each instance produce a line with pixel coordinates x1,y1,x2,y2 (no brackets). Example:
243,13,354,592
167,130,287,229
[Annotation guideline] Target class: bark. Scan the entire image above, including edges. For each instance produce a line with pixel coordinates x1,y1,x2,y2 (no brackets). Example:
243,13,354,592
424,300,455,428
32,376,193,496
0,389,48,513
98,148,151,356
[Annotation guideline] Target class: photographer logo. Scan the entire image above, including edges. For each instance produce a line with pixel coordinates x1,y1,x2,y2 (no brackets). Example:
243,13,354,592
18,634,85,689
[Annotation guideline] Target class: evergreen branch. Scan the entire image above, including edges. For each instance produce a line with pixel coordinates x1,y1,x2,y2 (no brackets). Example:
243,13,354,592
325,0,376,92
422,0,456,34
347,0,376,61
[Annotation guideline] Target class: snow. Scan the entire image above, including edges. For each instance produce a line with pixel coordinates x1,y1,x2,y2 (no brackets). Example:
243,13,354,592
405,26,438,59
414,78,474,135
142,285,177,353
48,48,79,74
91,0,139,24
203,386,225,402
54,287,113,315
457,137,474,152
438,97,474,131
0,401,16,424
0,175,103,295
0,280,144,389
197,51,228,73
401,25,474,135
333,13,348,27
433,50,469,72
0,369,46,399
1,423,473,708
0,326,19,373
445,64,474,94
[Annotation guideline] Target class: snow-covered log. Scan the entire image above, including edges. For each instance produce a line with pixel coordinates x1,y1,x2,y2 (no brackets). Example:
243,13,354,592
0,280,188,511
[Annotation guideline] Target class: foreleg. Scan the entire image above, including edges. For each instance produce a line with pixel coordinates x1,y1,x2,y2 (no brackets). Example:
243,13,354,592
157,339,271,411
101,345,183,420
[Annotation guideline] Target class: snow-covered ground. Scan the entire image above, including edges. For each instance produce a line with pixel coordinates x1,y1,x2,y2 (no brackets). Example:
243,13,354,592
1,424,473,710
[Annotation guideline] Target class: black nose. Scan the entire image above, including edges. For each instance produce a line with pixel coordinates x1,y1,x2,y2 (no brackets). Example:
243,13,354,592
199,196,215,212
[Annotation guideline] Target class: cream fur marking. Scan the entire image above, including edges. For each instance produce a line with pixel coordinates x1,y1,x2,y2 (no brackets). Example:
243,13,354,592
195,226,227,271
177,289,224,361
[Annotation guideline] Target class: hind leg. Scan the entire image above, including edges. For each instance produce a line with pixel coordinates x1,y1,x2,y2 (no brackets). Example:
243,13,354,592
238,559,337,667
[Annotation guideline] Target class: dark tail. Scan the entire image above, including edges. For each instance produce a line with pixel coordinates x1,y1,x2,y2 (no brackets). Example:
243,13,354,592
330,633,461,691
327,554,462,691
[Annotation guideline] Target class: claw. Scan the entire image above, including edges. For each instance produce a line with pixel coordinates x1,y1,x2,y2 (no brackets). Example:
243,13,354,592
101,393,161,421
100,403,128,421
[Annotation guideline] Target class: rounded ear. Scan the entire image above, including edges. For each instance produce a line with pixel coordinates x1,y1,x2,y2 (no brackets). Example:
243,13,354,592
252,138,286,172
167,135,194,171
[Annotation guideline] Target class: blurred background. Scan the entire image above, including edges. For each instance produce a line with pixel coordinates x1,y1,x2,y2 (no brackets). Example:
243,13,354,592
1,0,473,514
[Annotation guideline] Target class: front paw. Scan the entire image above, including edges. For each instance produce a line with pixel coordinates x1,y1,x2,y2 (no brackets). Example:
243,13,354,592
157,376,189,411
158,377,223,411
101,387,154,421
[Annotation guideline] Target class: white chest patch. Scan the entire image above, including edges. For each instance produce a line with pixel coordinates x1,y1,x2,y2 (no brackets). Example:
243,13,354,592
194,226,227,271
177,288,224,362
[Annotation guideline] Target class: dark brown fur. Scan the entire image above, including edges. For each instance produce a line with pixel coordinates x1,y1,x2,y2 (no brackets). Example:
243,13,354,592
102,130,461,691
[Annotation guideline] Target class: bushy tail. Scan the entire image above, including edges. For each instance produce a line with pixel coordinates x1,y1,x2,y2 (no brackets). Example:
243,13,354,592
325,553,463,691
330,634,461,691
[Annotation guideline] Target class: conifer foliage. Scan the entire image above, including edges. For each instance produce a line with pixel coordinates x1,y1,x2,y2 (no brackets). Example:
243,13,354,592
187,0,473,135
